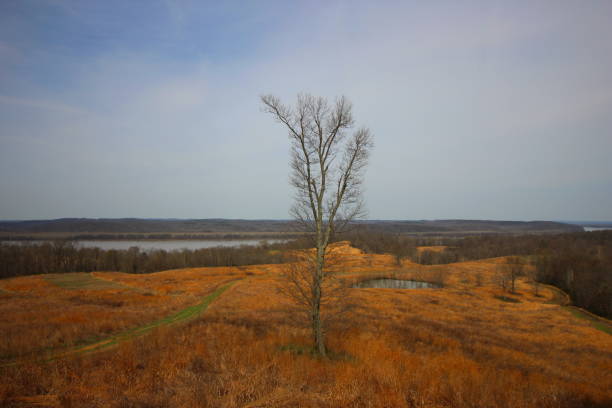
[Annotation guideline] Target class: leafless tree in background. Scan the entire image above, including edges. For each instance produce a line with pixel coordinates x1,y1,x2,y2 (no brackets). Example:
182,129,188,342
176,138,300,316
497,256,525,293
261,93,373,356
528,267,541,296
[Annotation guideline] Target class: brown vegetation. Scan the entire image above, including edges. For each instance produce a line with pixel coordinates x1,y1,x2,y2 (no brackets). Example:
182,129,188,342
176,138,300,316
1,242,610,407
0,267,253,361
344,230,612,318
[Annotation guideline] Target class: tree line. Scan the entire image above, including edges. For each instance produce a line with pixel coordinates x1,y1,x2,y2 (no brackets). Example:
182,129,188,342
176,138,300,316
0,239,311,279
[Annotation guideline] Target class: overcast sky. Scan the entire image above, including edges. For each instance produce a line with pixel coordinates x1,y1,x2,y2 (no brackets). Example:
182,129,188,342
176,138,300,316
1,1,611,221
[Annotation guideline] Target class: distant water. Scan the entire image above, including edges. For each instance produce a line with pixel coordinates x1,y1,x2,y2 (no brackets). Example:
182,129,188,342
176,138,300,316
583,227,612,232
1,239,286,251
353,278,440,289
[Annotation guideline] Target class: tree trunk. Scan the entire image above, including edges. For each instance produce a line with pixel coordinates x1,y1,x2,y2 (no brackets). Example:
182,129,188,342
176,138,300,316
313,245,327,357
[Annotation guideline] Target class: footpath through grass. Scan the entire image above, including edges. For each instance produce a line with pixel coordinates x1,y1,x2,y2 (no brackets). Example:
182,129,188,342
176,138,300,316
2,280,238,366
541,283,611,335
542,283,611,335
63,280,239,357
565,306,612,335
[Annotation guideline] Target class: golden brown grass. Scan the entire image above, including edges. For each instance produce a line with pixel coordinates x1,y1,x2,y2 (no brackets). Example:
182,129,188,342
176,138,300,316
0,242,610,407
0,268,251,361
416,245,448,253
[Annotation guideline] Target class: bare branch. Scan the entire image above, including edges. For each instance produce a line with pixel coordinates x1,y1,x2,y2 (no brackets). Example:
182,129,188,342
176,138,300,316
261,93,373,356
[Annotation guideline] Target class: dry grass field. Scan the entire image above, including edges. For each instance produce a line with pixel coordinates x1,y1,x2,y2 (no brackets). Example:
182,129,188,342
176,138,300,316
1,242,610,407
415,246,448,253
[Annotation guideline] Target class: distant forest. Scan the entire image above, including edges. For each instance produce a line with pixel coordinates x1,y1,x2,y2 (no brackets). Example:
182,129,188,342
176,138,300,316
0,218,582,240
0,239,308,278
1,230,610,319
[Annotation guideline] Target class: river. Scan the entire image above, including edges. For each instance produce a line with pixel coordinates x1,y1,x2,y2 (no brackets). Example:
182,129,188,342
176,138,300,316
1,239,286,251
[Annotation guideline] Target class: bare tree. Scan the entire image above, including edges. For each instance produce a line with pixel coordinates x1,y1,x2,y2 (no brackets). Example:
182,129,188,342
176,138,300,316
528,267,541,296
495,266,510,292
523,257,541,296
499,256,524,293
390,234,416,267
261,93,373,356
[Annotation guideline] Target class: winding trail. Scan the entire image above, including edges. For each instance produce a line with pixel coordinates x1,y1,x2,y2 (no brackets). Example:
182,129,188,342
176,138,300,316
1,280,238,367
543,283,612,335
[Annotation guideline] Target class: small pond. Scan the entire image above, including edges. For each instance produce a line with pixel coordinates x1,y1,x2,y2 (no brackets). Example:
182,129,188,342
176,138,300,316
353,278,441,289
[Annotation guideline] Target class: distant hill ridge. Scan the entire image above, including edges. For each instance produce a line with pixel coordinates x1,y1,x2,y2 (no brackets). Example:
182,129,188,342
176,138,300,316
0,218,582,235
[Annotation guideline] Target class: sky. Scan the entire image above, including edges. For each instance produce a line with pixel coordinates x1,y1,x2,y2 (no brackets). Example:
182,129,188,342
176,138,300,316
1,0,611,221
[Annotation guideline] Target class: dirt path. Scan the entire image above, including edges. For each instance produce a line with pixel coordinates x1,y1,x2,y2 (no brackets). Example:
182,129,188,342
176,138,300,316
1,280,238,367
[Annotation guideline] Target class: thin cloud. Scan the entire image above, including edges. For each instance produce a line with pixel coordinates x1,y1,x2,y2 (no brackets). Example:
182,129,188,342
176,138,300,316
0,95,89,115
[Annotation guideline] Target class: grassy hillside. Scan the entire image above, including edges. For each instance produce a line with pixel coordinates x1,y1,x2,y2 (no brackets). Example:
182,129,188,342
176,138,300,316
0,243,610,407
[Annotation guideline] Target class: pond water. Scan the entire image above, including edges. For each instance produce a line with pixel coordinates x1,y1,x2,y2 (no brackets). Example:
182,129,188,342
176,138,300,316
353,278,440,289
1,239,286,251
583,227,612,232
